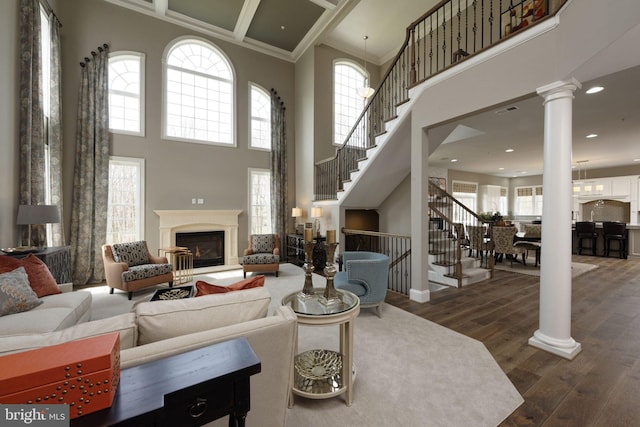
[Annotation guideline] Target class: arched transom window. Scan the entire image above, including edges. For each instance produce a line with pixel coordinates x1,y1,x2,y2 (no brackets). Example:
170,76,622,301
164,38,235,146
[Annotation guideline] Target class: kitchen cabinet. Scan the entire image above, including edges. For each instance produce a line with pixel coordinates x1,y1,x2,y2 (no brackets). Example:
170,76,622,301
611,178,631,196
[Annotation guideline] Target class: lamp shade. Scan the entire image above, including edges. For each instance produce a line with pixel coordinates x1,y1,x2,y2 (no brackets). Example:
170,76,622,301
311,207,323,218
291,207,302,218
17,205,61,225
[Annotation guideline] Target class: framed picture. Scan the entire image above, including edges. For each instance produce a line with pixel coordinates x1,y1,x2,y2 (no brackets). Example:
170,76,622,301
429,177,446,197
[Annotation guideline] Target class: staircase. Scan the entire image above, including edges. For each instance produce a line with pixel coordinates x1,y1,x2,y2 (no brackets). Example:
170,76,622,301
314,0,640,291
428,181,493,288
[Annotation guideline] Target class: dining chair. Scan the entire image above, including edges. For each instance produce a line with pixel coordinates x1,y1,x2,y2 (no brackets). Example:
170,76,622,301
492,226,525,267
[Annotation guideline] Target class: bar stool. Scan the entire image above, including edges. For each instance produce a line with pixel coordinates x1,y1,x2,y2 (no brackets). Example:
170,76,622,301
575,221,598,256
602,221,627,259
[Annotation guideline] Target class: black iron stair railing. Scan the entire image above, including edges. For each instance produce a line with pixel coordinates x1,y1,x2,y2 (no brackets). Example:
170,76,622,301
315,0,565,201
428,180,494,288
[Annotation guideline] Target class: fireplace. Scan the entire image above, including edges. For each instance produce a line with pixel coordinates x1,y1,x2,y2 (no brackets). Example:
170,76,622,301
155,210,242,268
176,231,224,268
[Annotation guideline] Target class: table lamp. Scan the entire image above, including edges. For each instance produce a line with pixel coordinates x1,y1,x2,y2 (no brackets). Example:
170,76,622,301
291,207,302,234
17,204,60,248
311,207,323,238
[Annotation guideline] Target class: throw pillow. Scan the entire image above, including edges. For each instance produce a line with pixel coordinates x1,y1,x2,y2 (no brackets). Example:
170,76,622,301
0,254,60,297
195,275,265,296
0,267,43,316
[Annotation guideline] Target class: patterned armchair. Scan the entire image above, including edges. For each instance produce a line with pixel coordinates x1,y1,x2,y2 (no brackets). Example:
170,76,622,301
102,241,173,300
492,226,525,267
242,234,280,278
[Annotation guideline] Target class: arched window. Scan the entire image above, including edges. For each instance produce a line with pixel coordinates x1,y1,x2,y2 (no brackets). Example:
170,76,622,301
334,60,368,145
163,38,235,146
249,83,271,150
109,51,145,136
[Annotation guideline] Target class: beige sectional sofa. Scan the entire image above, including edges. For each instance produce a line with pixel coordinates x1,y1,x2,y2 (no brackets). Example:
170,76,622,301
0,287,296,427
0,283,92,337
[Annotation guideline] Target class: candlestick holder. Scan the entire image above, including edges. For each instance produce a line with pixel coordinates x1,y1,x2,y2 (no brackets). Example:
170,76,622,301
319,242,340,305
298,240,316,299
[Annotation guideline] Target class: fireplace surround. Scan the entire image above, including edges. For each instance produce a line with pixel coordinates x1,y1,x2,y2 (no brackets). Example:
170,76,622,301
154,210,241,267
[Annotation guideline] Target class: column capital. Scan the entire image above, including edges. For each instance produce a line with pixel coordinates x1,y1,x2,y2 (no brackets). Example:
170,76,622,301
537,78,582,102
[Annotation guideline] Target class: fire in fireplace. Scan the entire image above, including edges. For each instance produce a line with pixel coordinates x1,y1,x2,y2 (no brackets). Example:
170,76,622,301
175,231,224,268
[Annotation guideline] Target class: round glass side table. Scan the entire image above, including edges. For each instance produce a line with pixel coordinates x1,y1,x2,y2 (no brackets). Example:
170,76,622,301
281,288,360,406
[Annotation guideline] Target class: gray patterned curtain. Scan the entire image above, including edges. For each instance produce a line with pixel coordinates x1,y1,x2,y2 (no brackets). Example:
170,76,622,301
18,0,45,245
270,89,287,255
18,0,64,247
70,45,110,284
47,11,64,246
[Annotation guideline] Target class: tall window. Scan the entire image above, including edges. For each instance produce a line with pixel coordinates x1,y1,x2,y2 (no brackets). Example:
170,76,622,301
452,180,478,223
40,5,54,245
334,61,367,145
109,52,145,135
107,157,145,244
248,169,272,234
514,186,543,216
164,38,234,146
249,83,271,150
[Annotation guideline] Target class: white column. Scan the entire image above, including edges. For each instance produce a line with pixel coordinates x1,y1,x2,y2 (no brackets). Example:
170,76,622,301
528,79,582,360
410,114,430,302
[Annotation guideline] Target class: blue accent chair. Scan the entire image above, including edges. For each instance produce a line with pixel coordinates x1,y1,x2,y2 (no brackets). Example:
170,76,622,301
334,251,390,317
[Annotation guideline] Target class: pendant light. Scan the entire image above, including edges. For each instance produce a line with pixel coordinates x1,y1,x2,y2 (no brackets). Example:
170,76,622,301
357,35,375,98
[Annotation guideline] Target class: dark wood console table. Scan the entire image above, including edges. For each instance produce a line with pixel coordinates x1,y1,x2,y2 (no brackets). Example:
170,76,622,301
72,337,261,427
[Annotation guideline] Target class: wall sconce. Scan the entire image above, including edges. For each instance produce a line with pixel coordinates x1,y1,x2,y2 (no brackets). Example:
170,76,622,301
17,204,61,248
311,207,323,238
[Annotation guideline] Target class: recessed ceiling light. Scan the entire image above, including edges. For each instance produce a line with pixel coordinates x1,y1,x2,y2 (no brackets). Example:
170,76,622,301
634,159,640,162
499,167,505,170
586,86,604,94
450,159,458,163
280,25,286,30
586,134,598,138
505,148,514,153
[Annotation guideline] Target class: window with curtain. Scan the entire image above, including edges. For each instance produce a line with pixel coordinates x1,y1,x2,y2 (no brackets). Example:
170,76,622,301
108,52,145,136
334,60,367,146
249,168,272,234
249,83,271,150
164,38,234,146
515,186,543,216
106,157,145,244
452,180,478,223
40,4,54,246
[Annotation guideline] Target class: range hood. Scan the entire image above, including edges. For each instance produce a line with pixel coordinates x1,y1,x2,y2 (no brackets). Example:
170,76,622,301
576,194,631,202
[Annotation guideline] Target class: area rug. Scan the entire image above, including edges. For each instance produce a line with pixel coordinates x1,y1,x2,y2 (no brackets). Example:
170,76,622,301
494,261,598,278
89,264,523,426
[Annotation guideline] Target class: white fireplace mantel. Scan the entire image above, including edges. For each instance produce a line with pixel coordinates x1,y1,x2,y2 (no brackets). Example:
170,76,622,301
154,210,242,266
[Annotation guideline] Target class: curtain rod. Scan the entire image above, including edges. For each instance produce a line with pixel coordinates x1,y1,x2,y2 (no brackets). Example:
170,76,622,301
40,0,62,28
79,44,110,67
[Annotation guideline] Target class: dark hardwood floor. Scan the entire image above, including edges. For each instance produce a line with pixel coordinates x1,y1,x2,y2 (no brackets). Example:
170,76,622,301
385,255,640,427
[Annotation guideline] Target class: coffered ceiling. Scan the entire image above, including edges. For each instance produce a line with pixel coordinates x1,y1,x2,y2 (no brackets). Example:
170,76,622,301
104,0,438,63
